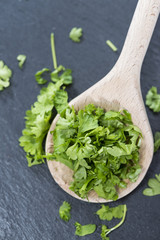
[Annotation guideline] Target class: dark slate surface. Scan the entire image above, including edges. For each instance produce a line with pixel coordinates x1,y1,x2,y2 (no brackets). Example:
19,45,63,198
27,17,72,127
0,0,160,239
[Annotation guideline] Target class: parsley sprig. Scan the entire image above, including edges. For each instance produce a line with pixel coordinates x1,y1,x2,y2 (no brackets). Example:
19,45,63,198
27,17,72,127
19,33,72,166
100,205,127,240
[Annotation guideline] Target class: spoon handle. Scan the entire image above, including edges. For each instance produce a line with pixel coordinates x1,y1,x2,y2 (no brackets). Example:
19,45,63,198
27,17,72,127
117,0,160,74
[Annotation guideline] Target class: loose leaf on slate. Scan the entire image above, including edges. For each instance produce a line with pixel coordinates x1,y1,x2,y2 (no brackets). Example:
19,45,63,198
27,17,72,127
59,201,71,221
69,27,83,42
96,204,125,221
0,60,12,91
146,86,160,112
143,174,160,196
17,54,26,69
75,222,96,236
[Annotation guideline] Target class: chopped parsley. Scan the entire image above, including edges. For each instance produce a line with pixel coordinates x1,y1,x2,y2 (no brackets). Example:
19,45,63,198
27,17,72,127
143,174,160,196
106,40,118,52
52,104,142,200
154,132,160,152
69,27,83,42
17,54,26,69
146,86,160,112
0,60,12,91
75,222,96,236
59,201,71,221
19,33,72,166
100,205,127,240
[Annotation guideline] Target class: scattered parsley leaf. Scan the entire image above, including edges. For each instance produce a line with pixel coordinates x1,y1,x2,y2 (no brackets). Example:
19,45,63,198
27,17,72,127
17,54,26,69
0,60,12,91
100,205,127,240
69,27,83,42
75,222,96,236
53,105,142,200
96,204,125,221
143,174,160,196
146,86,160,112
35,68,50,85
59,201,71,221
106,40,118,52
154,132,160,152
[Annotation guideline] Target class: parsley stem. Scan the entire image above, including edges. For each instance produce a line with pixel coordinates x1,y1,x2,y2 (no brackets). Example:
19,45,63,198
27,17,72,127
106,40,118,52
50,33,58,69
106,205,127,236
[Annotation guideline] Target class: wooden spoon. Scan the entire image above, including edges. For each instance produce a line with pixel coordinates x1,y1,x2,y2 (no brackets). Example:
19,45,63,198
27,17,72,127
46,0,160,203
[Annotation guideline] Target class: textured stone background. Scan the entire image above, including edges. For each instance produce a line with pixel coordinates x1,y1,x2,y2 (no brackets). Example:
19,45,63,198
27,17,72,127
0,0,160,239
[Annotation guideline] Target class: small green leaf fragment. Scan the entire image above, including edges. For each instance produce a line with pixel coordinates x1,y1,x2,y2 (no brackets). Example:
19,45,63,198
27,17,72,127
146,86,160,112
143,174,160,196
59,201,71,221
0,60,12,91
35,68,50,85
69,27,83,42
17,54,26,69
75,222,96,236
106,40,118,52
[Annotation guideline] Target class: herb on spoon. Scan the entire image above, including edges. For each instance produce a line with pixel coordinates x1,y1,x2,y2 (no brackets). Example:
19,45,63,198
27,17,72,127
52,104,142,200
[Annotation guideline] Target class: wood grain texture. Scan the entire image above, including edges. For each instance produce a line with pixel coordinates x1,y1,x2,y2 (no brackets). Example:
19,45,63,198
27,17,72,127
46,0,160,202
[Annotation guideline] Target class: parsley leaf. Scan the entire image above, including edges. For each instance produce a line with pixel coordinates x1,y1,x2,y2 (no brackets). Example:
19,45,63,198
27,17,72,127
143,174,160,196
154,132,160,152
96,204,125,221
35,68,50,85
59,201,71,221
69,27,83,42
0,60,12,91
146,86,160,112
17,54,26,69
75,222,96,236
53,105,142,200
100,205,127,240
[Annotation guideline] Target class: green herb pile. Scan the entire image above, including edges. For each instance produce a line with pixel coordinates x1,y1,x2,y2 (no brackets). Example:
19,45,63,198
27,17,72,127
52,104,142,200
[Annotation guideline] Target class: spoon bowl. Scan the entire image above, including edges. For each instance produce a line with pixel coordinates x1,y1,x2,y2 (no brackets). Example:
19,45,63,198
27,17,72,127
46,0,160,202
